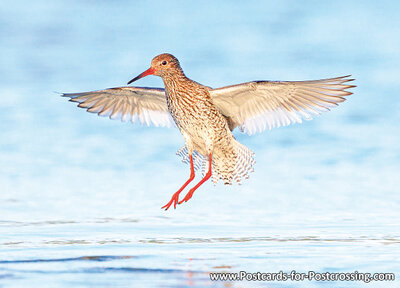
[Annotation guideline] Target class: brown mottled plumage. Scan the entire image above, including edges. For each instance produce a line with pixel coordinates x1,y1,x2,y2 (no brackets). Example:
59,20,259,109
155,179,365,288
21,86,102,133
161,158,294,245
62,53,355,210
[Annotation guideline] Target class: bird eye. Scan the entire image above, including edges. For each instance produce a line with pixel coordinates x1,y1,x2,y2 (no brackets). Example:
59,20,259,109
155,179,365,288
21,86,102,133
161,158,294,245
162,61,167,65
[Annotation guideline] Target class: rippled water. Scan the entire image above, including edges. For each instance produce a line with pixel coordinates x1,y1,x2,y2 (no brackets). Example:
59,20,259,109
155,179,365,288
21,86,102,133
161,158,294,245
1,1,400,287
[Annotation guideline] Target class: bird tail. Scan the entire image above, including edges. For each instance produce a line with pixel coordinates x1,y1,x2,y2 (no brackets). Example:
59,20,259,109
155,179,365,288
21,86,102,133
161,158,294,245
211,139,255,185
176,140,255,185
176,146,205,172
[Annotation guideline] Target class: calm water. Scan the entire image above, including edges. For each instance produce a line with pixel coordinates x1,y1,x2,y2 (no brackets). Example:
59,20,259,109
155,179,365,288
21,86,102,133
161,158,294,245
1,1,399,287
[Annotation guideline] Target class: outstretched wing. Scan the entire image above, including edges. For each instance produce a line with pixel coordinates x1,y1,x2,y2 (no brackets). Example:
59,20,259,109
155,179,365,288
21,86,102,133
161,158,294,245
210,75,355,135
62,87,174,127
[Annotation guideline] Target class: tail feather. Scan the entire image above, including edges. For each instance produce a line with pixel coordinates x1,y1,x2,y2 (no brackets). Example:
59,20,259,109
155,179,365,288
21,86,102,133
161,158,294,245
212,140,255,185
176,146,205,173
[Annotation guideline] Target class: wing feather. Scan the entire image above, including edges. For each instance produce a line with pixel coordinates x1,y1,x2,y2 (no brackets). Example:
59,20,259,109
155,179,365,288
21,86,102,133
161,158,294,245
62,86,174,128
210,76,355,135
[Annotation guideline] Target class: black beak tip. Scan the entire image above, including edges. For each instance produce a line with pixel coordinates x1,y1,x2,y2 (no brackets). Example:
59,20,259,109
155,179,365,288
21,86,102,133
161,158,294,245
127,75,141,85
127,68,154,85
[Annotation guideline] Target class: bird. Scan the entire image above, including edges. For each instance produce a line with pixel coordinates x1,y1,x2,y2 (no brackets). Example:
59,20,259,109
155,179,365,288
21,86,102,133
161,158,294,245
62,53,355,210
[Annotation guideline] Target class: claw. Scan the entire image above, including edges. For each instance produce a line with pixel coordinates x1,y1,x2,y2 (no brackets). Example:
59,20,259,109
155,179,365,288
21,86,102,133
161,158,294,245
178,190,194,204
161,191,180,210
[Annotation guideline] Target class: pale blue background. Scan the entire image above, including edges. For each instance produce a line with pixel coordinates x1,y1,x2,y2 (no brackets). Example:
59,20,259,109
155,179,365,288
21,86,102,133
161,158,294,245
0,1,399,287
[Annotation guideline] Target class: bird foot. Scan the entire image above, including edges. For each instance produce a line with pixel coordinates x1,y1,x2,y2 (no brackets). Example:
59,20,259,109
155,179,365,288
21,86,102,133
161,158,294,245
178,189,194,204
161,191,181,210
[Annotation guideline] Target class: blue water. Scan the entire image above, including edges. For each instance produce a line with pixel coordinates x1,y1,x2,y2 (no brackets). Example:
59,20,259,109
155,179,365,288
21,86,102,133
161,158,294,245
1,0,399,287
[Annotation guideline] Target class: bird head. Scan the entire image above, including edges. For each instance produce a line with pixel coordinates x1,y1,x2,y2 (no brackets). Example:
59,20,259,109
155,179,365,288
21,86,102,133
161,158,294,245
127,53,182,84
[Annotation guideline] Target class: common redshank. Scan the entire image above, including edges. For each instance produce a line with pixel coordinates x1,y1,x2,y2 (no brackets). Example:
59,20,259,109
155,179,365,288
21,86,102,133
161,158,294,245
63,53,355,210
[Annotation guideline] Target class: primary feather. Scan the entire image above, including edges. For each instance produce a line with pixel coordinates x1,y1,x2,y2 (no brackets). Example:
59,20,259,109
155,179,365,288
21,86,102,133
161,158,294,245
62,87,174,127
210,75,355,135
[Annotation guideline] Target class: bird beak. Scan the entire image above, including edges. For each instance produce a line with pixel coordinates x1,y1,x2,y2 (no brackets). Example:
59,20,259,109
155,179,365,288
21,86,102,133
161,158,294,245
127,67,155,84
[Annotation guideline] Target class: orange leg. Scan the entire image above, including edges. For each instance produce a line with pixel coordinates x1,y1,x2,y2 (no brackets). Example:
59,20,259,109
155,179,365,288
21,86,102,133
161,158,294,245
162,154,195,210
179,153,212,204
